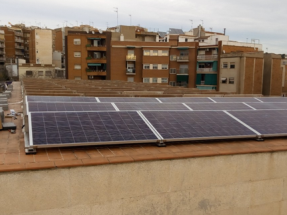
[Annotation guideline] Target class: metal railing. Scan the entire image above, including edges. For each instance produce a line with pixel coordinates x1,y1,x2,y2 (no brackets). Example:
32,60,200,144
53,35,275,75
126,55,136,61
178,68,189,74
126,68,136,74
15,39,24,43
0,57,5,62
177,55,189,61
197,55,218,60
0,51,5,54
15,32,23,37
15,46,24,49
197,68,217,72
15,51,24,55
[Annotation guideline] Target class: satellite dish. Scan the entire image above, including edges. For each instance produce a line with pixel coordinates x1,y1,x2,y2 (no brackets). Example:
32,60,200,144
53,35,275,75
99,29,103,34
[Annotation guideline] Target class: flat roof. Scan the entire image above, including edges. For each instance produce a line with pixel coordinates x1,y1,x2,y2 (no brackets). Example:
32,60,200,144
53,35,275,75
0,82,287,173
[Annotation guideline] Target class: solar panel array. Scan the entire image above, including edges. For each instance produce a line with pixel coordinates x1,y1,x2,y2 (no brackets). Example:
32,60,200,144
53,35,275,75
25,96,287,151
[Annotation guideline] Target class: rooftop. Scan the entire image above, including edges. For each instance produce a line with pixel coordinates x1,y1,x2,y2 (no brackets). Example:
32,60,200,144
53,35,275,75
1,82,287,173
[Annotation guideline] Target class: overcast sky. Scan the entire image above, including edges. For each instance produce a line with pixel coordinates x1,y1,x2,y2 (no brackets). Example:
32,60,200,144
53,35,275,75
1,0,286,54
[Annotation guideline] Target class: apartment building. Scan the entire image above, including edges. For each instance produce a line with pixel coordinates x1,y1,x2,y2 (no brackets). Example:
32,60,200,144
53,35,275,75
29,29,52,64
66,30,111,80
0,30,5,70
219,52,264,94
0,26,25,62
263,53,283,96
282,56,287,95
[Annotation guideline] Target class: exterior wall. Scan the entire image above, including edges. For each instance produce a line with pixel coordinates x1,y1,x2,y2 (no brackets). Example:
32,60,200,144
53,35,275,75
0,30,5,65
219,57,241,93
282,65,287,93
222,41,262,51
263,54,283,96
33,29,52,64
2,152,287,214
55,30,63,52
222,45,259,53
52,51,62,68
19,64,56,80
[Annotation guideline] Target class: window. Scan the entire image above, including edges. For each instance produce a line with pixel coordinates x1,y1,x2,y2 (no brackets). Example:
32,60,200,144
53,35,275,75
222,63,228,68
56,71,64,77
143,64,150,69
229,77,234,84
74,65,81,69
221,78,227,84
38,71,43,76
153,64,158,70
152,78,158,83
230,63,235,69
143,78,150,83
170,68,176,74
162,64,168,70
74,52,81,57
127,77,134,82
36,49,38,53
151,50,158,56
73,39,81,45
162,50,168,56
170,55,176,61
161,78,168,83
169,81,176,86
26,71,33,77
198,50,205,55
185,38,188,42
36,58,40,63
143,50,150,56
45,71,52,76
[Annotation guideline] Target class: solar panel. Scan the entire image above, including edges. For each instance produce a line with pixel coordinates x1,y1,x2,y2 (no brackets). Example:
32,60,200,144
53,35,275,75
115,103,189,111
245,103,287,110
158,98,212,103
27,96,97,103
227,110,287,136
212,98,260,103
98,97,159,103
255,97,287,103
185,103,253,111
142,111,256,141
29,112,159,147
28,102,115,112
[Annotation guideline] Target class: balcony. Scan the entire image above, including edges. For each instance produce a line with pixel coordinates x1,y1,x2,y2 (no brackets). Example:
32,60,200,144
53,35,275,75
0,57,5,62
197,68,217,73
0,51,5,55
15,39,24,43
126,68,136,75
15,32,23,37
15,51,24,56
15,45,24,49
177,55,189,62
86,57,107,64
197,55,218,61
0,44,5,48
86,44,106,51
86,69,106,76
126,55,136,61
178,68,189,74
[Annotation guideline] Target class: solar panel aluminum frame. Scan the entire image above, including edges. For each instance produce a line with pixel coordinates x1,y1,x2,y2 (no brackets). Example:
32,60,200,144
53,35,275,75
25,111,163,152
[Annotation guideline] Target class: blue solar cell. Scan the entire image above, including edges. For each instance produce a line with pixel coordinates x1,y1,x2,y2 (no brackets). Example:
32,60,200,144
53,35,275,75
28,102,115,112
228,110,287,135
30,112,159,146
98,97,158,102
255,97,287,103
142,111,256,140
27,96,97,103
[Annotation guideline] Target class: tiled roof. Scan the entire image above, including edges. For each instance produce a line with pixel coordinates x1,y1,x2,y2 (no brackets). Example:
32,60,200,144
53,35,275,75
1,82,287,173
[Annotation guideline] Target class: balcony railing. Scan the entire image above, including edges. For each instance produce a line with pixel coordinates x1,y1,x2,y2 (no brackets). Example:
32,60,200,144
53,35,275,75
197,68,217,72
15,39,24,43
126,68,136,74
0,51,5,55
126,55,136,61
197,55,218,60
15,32,23,37
178,68,189,74
15,45,24,49
86,68,106,72
0,44,5,48
0,57,5,62
177,55,189,61
15,51,24,55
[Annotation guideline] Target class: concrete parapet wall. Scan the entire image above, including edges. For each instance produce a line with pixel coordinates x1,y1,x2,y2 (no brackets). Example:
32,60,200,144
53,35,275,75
1,152,287,214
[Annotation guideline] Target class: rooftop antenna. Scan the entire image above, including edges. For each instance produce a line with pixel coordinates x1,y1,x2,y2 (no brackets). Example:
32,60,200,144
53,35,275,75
129,14,132,26
246,38,248,43
114,7,118,26
266,47,268,53
189,19,193,30
106,22,109,28
76,20,78,26
210,27,212,32
201,20,204,26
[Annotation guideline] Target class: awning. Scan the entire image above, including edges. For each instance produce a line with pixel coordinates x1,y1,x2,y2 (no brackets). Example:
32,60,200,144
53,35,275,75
177,74,189,82
88,63,101,66
87,38,102,40
177,47,189,50
126,46,135,49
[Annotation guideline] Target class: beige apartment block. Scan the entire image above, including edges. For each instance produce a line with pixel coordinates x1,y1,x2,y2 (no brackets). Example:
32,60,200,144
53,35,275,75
29,29,52,64
18,63,64,80
219,52,264,94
